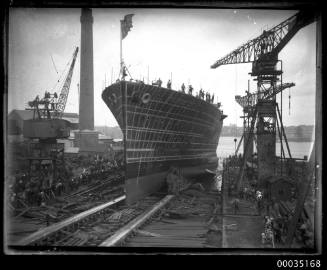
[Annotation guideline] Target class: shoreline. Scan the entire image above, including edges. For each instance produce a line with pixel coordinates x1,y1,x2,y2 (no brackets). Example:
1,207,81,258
220,136,313,143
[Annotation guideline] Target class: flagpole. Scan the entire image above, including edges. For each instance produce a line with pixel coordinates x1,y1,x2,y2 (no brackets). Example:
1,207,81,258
147,65,149,84
120,14,134,80
120,20,123,79
111,67,113,84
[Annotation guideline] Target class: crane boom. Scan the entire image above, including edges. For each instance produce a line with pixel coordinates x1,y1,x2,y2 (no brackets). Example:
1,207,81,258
235,82,295,108
53,47,79,119
211,10,315,69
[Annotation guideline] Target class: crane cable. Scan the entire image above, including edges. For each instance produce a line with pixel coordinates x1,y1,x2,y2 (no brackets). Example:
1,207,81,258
289,87,291,115
50,49,75,93
234,65,238,138
50,54,59,74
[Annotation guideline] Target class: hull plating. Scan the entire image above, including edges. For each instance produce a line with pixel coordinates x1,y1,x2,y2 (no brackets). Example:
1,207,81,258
102,81,225,203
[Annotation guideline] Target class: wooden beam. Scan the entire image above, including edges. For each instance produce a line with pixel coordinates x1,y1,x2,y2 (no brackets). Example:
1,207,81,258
276,104,292,159
17,195,126,246
285,144,315,246
99,195,174,247
315,11,322,253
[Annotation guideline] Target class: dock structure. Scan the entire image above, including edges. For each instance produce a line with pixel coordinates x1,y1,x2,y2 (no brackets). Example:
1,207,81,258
5,6,321,256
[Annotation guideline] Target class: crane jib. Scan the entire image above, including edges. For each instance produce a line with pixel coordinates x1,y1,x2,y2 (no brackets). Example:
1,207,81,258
211,10,316,69
53,47,79,119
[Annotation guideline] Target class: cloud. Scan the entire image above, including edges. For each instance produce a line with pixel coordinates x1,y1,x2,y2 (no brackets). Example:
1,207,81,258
8,8,316,127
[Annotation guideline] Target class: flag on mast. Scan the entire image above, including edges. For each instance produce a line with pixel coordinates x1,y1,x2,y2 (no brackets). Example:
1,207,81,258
121,14,134,40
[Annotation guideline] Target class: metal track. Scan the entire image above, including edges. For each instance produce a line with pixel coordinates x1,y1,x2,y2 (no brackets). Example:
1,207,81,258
100,195,174,246
17,195,126,246
65,174,123,199
15,189,220,248
100,190,222,248
16,193,168,247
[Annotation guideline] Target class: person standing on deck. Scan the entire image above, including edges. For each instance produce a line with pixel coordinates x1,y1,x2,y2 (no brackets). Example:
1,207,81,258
201,90,205,100
122,66,128,80
199,89,203,99
181,83,185,93
188,85,193,95
167,80,172,89
157,78,162,87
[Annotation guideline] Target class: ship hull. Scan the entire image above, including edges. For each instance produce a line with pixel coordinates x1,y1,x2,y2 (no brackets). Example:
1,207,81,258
102,81,225,203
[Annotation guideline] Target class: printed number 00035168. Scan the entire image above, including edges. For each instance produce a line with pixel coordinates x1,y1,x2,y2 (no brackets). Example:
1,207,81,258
277,260,320,268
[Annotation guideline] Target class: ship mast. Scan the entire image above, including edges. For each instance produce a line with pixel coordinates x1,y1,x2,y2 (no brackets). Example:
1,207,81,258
120,18,123,79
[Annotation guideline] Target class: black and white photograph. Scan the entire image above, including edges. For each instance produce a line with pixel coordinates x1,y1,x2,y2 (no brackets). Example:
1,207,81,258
3,1,323,258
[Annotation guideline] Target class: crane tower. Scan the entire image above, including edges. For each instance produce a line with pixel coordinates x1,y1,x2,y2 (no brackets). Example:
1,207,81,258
211,10,315,191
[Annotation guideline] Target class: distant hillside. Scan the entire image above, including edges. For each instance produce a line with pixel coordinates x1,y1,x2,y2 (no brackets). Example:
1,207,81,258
222,124,314,142
280,125,314,142
221,125,243,137
95,126,123,139
95,124,314,142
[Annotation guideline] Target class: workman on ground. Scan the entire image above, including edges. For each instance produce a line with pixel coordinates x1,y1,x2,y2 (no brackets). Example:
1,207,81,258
256,190,263,215
273,218,282,244
232,198,240,214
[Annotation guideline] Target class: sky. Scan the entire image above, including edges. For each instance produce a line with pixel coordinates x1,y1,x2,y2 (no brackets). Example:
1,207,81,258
8,8,316,127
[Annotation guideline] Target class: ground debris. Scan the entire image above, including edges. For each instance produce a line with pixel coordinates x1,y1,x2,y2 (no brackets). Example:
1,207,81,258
92,225,111,234
14,207,32,218
163,210,189,219
223,223,238,231
208,223,221,232
136,229,162,237
189,183,205,191
181,189,207,197
62,202,79,210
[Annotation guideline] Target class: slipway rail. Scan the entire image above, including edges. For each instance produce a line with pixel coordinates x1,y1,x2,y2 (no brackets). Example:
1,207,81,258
99,195,174,247
17,195,126,246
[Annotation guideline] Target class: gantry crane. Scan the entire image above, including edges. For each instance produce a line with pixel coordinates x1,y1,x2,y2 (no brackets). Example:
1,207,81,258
23,47,79,182
211,10,315,192
234,82,295,158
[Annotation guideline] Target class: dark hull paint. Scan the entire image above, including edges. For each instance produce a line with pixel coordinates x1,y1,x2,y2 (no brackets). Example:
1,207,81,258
125,162,218,203
102,81,225,203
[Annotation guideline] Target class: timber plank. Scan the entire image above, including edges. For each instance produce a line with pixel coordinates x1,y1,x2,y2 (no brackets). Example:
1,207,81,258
127,241,205,247
132,235,205,240
129,239,205,244
126,243,205,247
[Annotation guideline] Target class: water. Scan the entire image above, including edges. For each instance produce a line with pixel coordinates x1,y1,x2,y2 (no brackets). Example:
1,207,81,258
217,136,314,159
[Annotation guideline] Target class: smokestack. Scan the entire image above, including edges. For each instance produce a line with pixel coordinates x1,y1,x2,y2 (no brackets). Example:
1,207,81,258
79,8,94,130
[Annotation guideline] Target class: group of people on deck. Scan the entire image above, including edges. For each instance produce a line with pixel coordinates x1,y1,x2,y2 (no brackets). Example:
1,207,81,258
151,78,216,104
180,83,215,103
